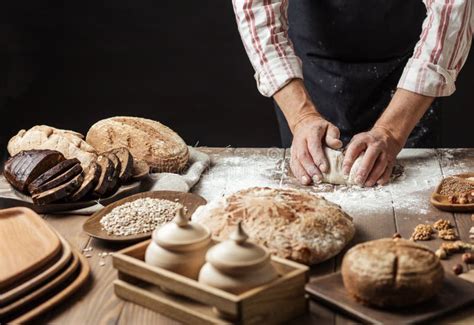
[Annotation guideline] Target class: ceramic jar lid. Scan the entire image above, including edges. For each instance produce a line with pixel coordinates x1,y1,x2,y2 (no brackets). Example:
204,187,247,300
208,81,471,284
154,207,210,249
206,222,270,273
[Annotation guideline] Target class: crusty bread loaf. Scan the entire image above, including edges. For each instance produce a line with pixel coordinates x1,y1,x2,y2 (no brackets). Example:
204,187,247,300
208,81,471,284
85,116,189,173
341,238,444,308
7,125,97,166
192,187,355,265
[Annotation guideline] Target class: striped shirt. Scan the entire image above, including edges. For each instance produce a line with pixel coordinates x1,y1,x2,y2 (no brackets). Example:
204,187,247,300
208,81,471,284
232,0,473,97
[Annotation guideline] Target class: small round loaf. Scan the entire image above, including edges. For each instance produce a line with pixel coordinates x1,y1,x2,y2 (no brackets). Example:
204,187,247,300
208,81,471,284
86,116,188,173
192,187,355,265
341,238,444,308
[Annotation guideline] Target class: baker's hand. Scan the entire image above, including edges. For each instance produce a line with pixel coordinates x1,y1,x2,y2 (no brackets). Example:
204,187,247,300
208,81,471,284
342,127,403,187
290,115,342,185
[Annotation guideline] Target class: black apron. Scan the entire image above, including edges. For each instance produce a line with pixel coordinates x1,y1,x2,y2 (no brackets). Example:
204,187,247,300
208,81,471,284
275,0,441,148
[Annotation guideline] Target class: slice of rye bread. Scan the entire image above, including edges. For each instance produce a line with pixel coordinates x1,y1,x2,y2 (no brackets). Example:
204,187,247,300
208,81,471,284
32,173,84,205
93,155,114,197
4,150,65,192
105,152,121,194
109,147,133,182
69,162,101,202
30,163,83,195
28,158,81,194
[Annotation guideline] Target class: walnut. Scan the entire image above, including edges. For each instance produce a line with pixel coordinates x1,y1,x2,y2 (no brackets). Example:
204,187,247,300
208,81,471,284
433,219,452,231
462,253,474,264
439,228,458,241
441,241,468,254
411,224,434,241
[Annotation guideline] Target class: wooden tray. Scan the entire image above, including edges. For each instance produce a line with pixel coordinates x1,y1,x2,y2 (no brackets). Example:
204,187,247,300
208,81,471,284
83,191,207,243
0,230,72,306
6,250,90,324
112,240,309,324
0,247,79,319
305,272,474,324
0,207,61,291
0,174,142,213
431,173,474,212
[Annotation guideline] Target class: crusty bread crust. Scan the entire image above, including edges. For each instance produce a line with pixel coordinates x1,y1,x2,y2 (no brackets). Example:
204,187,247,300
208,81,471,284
85,116,188,173
192,187,355,265
341,238,444,308
7,125,97,166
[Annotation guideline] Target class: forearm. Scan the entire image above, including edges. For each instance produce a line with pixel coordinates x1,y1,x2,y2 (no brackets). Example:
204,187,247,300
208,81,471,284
273,79,322,133
373,88,435,146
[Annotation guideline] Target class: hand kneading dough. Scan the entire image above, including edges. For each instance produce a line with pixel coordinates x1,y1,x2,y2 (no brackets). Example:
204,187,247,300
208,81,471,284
313,148,363,185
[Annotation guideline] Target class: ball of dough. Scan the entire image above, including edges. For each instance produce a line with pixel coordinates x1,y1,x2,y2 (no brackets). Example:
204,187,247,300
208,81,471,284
312,148,362,185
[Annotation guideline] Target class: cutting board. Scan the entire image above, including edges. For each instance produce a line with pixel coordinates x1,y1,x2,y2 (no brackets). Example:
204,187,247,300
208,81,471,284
306,272,474,324
0,207,61,291
0,230,72,306
0,175,143,213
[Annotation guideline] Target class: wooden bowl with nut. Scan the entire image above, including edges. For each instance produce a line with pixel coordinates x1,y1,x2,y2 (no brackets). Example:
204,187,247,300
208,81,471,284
431,173,474,212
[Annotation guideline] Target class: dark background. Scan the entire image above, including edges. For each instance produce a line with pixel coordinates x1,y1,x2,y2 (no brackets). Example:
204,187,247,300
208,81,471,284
1,1,473,157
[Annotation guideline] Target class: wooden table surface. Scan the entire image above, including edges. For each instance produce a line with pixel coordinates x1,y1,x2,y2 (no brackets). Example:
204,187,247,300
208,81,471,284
38,148,474,324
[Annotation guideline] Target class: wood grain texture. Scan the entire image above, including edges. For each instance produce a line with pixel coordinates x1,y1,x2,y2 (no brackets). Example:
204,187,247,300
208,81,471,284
0,207,61,291
0,230,72,306
33,148,474,325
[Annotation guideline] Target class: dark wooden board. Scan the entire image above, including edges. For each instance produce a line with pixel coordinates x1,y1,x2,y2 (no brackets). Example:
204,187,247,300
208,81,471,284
306,272,474,325
83,191,207,243
0,175,143,213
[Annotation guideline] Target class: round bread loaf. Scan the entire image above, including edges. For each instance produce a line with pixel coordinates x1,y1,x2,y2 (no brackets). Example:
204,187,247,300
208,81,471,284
341,238,444,308
192,187,355,265
85,116,189,173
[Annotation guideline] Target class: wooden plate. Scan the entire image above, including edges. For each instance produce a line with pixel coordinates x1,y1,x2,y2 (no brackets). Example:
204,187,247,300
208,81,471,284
83,191,207,243
0,247,79,318
7,249,90,324
0,207,61,291
0,230,72,306
306,272,474,324
0,174,142,213
430,173,474,212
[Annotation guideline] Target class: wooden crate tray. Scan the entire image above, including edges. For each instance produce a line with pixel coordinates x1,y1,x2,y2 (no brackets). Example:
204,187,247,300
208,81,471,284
112,240,309,324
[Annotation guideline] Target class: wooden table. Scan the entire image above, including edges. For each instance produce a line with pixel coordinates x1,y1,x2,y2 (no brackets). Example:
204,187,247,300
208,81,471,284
38,148,474,324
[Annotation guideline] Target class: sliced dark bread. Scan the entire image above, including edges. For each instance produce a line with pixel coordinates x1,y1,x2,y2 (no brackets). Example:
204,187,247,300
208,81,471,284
4,150,65,192
109,147,133,182
32,173,84,205
93,155,114,197
105,152,121,194
69,162,101,202
28,158,80,194
30,163,83,195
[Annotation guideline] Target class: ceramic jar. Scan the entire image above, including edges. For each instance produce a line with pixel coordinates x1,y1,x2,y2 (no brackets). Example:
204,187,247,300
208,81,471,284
145,207,211,279
198,222,278,294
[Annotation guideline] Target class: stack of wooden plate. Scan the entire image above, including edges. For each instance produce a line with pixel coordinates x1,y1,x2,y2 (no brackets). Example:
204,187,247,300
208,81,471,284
0,207,90,323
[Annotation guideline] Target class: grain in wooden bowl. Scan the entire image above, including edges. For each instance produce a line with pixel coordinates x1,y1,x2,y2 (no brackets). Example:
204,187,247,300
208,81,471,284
431,173,474,212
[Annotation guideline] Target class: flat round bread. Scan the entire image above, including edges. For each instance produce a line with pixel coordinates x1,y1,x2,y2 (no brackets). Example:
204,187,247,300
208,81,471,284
342,238,444,307
192,187,355,265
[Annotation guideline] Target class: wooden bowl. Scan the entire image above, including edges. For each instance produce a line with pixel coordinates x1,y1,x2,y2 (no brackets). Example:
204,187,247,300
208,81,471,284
430,173,474,212
83,191,207,243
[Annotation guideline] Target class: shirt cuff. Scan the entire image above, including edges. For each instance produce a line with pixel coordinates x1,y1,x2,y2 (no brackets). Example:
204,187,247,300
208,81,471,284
397,58,457,97
254,55,303,97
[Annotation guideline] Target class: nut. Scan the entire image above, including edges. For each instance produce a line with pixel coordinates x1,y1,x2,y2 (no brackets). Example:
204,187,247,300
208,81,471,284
448,195,458,204
433,219,452,231
462,253,474,264
441,241,466,254
435,248,447,259
392,233,402,239
411,224,434,241
438,228,458,241
459,196,468,205
452,264,463,275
